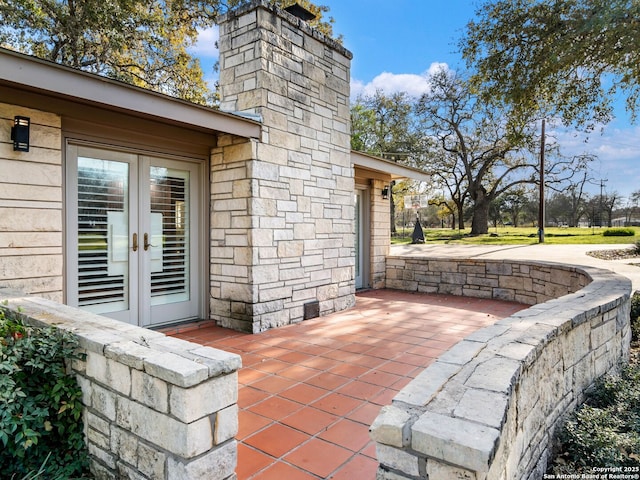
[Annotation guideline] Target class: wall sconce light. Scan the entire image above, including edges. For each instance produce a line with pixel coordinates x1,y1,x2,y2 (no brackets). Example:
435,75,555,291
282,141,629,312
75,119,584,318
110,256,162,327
11,116,30,152
382,185,390,200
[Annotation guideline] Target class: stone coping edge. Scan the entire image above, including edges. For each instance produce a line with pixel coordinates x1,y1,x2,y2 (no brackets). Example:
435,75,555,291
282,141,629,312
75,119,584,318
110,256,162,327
371,259,632,479
0,288,242,386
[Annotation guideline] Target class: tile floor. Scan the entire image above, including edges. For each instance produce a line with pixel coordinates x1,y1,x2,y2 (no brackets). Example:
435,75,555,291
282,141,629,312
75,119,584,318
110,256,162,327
169,289,527,479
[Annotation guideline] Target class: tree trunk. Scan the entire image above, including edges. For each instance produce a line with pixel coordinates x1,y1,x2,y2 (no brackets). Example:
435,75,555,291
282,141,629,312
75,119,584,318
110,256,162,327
470,185,490,234
454,200,465,230
471,203,490,234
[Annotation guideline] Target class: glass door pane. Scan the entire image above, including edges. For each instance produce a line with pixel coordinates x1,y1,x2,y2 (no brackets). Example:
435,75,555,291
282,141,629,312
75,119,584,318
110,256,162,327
149,166,190,306
77,157,130,314
144,158,200,326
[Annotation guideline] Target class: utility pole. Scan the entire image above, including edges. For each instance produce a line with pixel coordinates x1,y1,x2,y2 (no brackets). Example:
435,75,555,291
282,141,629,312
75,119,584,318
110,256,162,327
538,119,545,243
598,178,608,227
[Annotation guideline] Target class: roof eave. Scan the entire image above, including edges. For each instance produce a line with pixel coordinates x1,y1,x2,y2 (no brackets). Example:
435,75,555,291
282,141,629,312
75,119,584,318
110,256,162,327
351,150,431,183
0,48,261,139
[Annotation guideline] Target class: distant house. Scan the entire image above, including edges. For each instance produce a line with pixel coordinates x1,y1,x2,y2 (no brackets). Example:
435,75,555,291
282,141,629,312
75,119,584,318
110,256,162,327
0,0,428,333
612,217,640,227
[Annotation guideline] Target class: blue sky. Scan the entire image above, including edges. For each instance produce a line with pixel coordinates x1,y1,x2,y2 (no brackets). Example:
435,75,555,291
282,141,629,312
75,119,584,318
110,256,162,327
192,1,639,203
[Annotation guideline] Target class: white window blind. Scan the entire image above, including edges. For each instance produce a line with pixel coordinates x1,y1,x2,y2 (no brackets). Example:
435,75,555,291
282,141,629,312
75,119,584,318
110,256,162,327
149,167,190,305
77,158,129,312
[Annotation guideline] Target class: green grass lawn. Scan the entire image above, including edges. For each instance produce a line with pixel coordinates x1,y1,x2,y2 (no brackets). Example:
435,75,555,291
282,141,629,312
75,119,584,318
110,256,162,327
391,226,640,245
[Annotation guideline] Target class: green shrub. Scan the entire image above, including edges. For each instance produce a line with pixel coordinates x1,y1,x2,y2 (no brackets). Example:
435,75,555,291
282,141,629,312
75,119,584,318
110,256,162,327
602,227,636,237
553,365,640,470
0,307,89,478
549,295,640,474
632,292,640,342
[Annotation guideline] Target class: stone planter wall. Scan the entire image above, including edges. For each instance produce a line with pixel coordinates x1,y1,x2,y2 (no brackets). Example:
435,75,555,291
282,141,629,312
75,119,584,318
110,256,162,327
372,258,632,480
0,288,241,480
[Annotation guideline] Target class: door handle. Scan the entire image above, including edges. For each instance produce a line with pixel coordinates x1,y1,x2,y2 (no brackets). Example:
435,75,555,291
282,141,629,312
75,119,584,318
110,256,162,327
132,233,138,252
144,233,157,251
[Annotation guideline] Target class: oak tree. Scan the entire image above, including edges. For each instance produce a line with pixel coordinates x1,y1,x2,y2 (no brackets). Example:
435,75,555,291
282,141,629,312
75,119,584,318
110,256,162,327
0,0,334,104
415,67,543,234
461,0,640,129
351,90,422,157
0,0,226,103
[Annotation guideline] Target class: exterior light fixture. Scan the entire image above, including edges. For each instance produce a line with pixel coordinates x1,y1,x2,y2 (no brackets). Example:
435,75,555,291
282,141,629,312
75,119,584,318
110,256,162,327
11,116,30,152
382,185,390,200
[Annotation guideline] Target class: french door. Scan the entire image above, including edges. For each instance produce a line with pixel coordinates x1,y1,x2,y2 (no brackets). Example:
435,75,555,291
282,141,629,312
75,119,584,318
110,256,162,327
66,144,201,326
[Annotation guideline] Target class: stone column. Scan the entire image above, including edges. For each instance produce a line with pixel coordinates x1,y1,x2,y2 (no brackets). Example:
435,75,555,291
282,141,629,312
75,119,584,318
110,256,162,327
215,0,356,332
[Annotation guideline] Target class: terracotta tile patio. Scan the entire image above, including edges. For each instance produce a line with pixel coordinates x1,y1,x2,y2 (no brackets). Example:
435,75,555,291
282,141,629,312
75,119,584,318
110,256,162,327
168,289,527,479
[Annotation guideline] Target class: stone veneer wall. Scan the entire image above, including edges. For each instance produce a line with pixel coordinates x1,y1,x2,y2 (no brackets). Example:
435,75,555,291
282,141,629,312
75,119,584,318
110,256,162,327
210,135,260,331
0,103,63,301
214,1,356,332
0,288,241,480
370,179,391,289
371,257,631,480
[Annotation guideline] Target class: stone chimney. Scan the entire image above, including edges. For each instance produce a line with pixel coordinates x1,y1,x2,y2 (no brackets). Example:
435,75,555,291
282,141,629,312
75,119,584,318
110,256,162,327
212,0,356,332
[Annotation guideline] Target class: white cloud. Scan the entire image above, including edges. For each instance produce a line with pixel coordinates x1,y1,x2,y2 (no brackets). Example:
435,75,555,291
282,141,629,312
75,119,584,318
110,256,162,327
188,26,220,58
555,125,640,161
553,125,640,198
350,62,450,99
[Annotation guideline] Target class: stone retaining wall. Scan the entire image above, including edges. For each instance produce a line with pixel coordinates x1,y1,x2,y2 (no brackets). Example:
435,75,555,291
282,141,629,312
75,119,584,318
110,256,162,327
0,288,241,480
372,257,632,480
386,257,591,305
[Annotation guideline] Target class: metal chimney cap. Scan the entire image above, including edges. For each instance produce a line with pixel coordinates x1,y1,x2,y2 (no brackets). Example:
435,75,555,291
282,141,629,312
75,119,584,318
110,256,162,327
284,3,316,22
